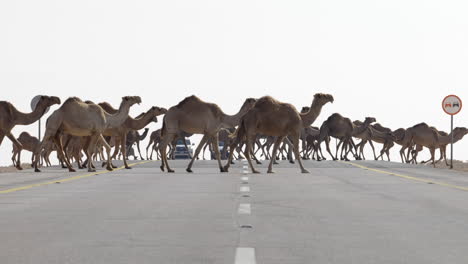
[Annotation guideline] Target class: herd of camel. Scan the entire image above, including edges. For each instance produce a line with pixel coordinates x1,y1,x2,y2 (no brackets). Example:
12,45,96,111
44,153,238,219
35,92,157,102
0,94,467,174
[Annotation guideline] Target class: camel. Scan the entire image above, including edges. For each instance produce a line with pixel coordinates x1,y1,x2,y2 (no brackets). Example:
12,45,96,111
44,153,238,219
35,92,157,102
353,122,395,161
126,128,150,160
0,96,61,168
411,127,468,165
392,128,413,163
11,132,40,169
98,105,166,169
159,95,257,173
224,93,334,173
146,129,162,160
317,113,376,161
401,123,441,167
33,96,141,172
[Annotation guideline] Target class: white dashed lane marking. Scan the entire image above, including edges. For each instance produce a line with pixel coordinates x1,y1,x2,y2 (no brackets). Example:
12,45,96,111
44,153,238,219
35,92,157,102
238,203,251,214
235,247,256,264
240,186,250,192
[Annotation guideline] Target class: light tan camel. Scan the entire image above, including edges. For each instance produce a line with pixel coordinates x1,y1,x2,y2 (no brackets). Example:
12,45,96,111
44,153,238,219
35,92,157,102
318,113,376,161
0,96,61,168
411,127,468,165
159,95,257,173
224,93,334,173
33,96,141,172
11,132,40,169
97,104,166,169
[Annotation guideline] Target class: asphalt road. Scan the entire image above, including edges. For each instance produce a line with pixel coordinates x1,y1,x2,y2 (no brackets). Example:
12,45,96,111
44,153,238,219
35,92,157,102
1,159,468,264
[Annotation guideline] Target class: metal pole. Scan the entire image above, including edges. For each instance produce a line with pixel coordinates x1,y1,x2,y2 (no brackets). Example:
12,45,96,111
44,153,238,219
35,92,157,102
38,118,41,142
450,115,453,169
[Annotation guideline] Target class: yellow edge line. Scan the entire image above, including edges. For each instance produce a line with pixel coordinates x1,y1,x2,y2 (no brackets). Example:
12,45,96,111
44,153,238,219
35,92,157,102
341,161,468,192
0,160,152,194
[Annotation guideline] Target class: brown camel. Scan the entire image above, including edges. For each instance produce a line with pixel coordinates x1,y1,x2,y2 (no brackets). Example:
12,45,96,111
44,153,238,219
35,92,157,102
159,95,257,173
11,132,40,169
402,123,441,167
318,114,376,161
411,127,468,165
392,128,413,163
33,96,141,172
126,128,150,160
224,93,334,173
146,129,162,160
0,96,61,169
353,122,395,161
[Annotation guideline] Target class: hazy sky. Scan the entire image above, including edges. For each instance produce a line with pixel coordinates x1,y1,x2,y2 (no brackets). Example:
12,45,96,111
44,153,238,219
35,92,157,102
1,0,467,165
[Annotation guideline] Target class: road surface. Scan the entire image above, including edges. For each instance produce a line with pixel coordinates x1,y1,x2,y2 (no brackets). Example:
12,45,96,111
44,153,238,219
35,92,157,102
1,160,468,264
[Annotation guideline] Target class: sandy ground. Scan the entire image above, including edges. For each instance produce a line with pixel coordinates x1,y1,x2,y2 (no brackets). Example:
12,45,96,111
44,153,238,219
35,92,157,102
0,163,32,173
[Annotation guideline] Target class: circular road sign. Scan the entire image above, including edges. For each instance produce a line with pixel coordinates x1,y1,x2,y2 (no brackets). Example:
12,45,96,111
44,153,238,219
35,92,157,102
442,95,462,115
30,95,50,115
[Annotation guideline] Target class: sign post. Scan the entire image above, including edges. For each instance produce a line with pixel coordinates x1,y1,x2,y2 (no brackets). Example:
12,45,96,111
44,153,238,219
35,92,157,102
30,95,51,142
442,95,462,169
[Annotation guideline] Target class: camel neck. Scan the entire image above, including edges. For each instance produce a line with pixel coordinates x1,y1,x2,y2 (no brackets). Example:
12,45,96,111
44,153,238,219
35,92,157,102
221,105,249,128
14,103,48,125
125,112,154,130
353,121,371,135
439,132,465,146
139,129,149,140
105,101,132,128
300,100,324,127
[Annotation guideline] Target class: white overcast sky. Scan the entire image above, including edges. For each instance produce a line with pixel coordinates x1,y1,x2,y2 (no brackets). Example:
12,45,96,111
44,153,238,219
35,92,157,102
0,0,467,165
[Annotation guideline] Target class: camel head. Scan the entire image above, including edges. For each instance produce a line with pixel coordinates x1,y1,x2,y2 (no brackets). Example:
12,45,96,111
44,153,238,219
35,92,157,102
148,106,167,123
313,93,334,105
122,96,142,106
37,96,61,109
453,127,468,141
364,117,377,124
242,98,257,110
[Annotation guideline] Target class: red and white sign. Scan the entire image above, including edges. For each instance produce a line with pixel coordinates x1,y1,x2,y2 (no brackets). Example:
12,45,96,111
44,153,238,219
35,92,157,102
442,95,462,115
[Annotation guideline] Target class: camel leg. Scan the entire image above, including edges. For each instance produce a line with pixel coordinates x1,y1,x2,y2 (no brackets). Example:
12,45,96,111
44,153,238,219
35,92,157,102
146,139,154,160
324,137,337,161
186,135,209,173
16,149,22,170
266,136,285,173
210,135,225,172
6,133,24,170
85,135,100,172
244,134,260,174
429,147,436,168
202,141,209,160
99,135,113,171
121,134,132,169
11,148,18,168
159,133,177,173
290,134,309,173
52,134,75,172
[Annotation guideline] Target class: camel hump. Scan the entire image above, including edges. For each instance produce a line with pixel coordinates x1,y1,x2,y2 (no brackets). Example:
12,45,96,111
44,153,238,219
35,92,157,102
327,113,344,121
63,97,83,105
176,95,201,108
412,122,428,128
0,101,15,117
19,131,31,138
